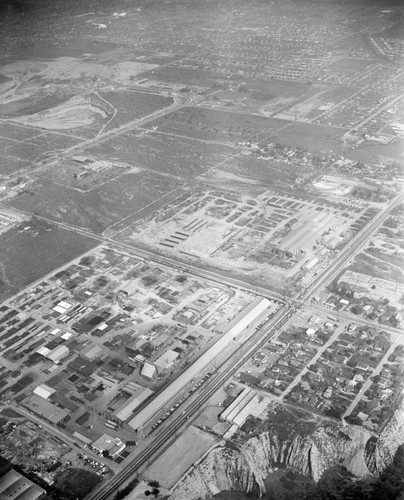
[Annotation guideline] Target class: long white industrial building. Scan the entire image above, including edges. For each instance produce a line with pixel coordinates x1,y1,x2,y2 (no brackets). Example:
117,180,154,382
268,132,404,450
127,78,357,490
128,297,270,431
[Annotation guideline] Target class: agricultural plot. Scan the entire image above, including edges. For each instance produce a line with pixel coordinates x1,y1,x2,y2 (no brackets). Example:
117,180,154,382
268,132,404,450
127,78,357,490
0,218,96,303
143,107,290,144
83,129,238,179
8,170,183,234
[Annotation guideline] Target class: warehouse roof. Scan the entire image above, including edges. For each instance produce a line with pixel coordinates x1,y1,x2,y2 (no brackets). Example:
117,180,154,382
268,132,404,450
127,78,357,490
114,388,154,422
0,469,45,500
46,345,69,362
33,384,55,400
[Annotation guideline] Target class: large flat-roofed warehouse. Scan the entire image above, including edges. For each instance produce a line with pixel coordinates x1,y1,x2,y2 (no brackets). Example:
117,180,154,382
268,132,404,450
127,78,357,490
128,297,270,431
0,469,45,500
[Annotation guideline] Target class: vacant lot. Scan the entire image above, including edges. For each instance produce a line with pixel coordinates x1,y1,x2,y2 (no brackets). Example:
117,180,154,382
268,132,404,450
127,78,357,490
0,220,96,303
136,63,225,88
349,252,404,285
84,129,238,178
204,79,323,116
277,85,360,121
0,131,82,177
144,426,217,489
99,90,172,130
272,122,347,155
216,154,314,190
8,170,182,233
143,106,290,144
322,57,373,77
0,123,41,141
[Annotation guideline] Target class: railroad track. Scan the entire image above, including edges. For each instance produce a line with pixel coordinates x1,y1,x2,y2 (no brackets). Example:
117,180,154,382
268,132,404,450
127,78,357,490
86,193,403,500
87,306,292,500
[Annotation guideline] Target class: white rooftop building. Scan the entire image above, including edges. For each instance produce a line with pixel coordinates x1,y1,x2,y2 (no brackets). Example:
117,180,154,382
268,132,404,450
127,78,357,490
91,433,126,458
33,384,55,401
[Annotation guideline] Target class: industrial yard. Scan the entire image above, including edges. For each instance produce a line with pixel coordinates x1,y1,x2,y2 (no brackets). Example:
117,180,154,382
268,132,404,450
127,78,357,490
0,243,280,473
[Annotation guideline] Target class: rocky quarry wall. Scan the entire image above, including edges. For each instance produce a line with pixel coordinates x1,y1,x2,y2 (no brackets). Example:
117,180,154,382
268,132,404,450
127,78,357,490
169,398,404,500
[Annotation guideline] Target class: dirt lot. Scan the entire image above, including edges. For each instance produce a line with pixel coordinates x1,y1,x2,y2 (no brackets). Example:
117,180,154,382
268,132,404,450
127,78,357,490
216,154,315,190
143,426,217,489
137,64,226,88
8,170,183,233
0,125,82,177
277,85,361,121
84,129,238,179
98,90,172,131
272,121,347,155
143,106,290,144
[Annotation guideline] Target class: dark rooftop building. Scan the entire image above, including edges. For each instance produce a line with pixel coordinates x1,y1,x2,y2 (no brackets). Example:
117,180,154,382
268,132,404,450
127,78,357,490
0,469,45,500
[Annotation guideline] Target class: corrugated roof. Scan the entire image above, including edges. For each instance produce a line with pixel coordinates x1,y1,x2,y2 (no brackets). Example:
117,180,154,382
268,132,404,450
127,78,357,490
0,469,45,500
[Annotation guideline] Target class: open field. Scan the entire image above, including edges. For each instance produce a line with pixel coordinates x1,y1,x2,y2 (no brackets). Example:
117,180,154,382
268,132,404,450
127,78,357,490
43,157,132,192
98,90,172,131
271,122,347,155
143,107,290,144
353,137,404,163
143,426,217,489
0,53,171,140
202,79,326,116
0,123,42,142
276,85,361,121
348,252,404,286
84,129,238,179
4,39,124,60
136,64,226,88
212,154,315,191
0,88,75,118
8,93,111,139
0,218,96,303
7,170,183,233
317,57,374,80
0,128,82,177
